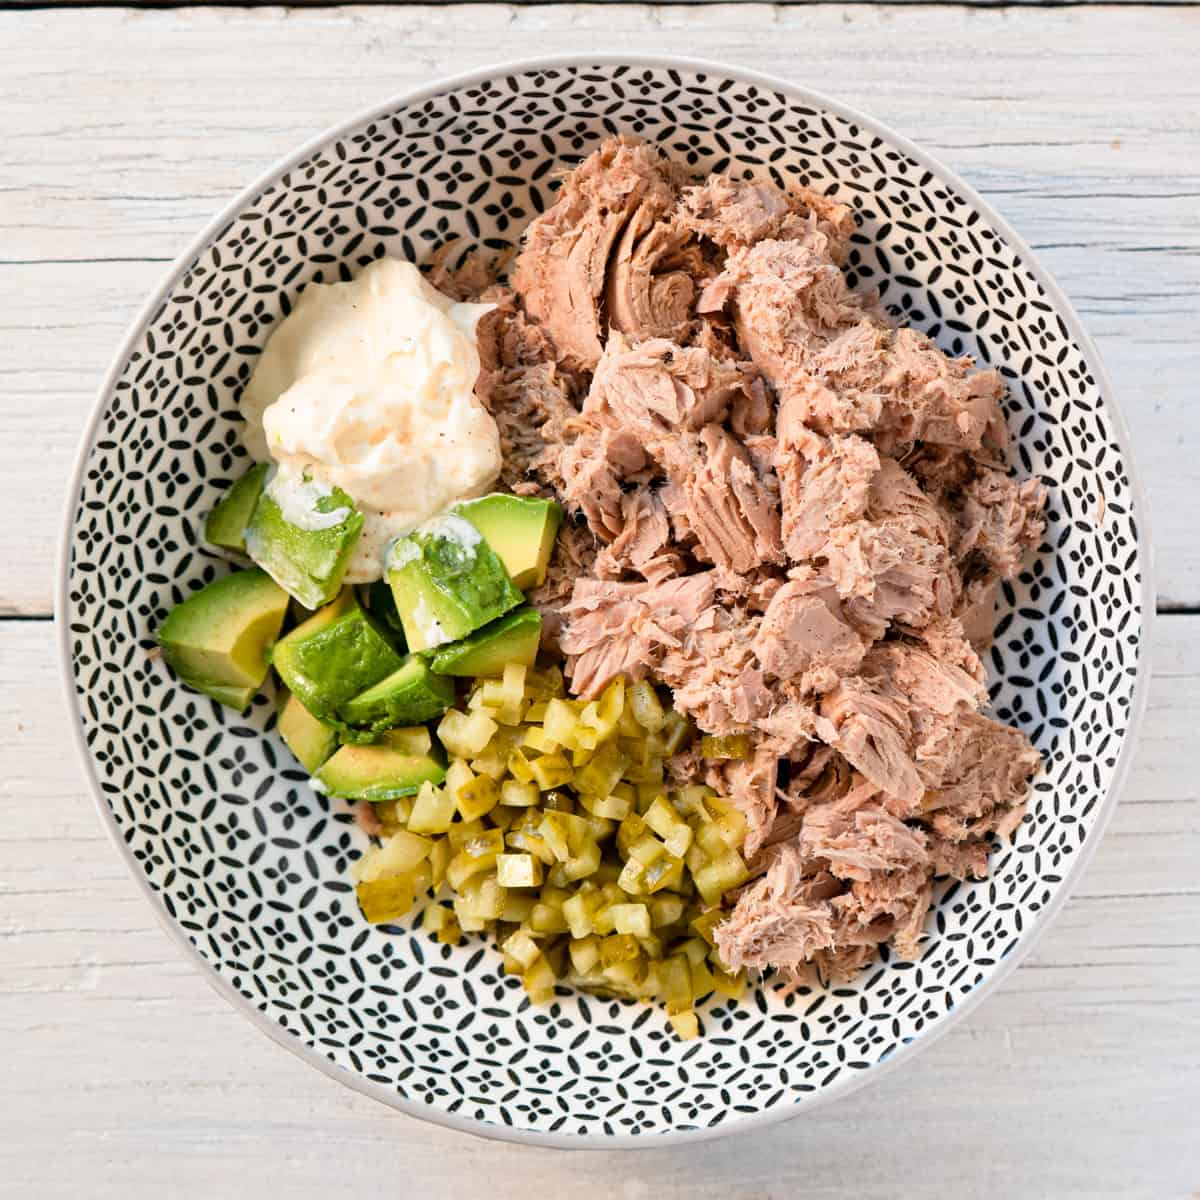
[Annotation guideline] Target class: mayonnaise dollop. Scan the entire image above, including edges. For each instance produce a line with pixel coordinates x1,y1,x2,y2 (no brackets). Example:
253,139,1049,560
240,257,499,582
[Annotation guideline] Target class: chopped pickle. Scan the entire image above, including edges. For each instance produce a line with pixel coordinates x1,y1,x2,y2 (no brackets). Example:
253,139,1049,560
530,753,572,791
700,733,751,761
668,1010,700,1040
689,906,726,946
353,830,434,883
356,877,417,924
500,779,538,808
456,774,500,821
609,903,652,938
502,928,542,971
407,781,457,835
352,670,742,1038
438,708,498,759
497,852,544,888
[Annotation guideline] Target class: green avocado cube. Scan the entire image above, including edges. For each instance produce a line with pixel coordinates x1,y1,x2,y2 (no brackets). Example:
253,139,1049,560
287,583,358,631
386,513,522,653
204,463,269,554
277,690,339,773
314,728,447,801
245,470,364,610
157,568,289,711
271,593,405,737
360,579,408,642
340,656,455,733
430,607,542,678
454,494,563,589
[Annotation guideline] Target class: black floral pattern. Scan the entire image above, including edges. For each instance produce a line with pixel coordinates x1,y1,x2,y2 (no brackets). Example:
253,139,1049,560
65,64,1145,1141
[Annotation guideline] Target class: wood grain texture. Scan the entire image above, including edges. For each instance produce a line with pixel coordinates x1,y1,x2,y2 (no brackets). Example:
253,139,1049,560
2,5,1198,1195
3,615,1197,1198
1,4,1198,612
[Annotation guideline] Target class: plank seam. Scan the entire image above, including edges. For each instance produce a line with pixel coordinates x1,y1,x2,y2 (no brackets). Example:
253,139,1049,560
3,0,1200,9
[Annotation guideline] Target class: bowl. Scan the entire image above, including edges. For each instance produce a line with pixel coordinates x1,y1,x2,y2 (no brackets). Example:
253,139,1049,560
59,55,1151,1147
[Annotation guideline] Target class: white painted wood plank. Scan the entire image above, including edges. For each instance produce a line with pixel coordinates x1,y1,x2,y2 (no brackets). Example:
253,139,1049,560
1,4,1198,612
3,615,1197,1197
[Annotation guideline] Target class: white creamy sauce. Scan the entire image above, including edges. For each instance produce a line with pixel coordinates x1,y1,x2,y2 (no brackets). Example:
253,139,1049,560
411,594,444,647
239,256,499,581
424,513,482,551
263,465,351,532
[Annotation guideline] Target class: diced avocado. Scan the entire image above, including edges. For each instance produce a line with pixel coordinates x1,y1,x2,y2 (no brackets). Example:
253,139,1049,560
271,593,405,739
315,728,447,801
386,513,523,652
287,585,355,633
454,494,563,589
204,463,269,553
340,656,456,732
245,469,364,609
157,568,289,711
277,690,339,773
430,607,542,677
360,579,407,644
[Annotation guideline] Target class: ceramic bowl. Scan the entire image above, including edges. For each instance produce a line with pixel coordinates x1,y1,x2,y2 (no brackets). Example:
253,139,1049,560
59,55,1151,1147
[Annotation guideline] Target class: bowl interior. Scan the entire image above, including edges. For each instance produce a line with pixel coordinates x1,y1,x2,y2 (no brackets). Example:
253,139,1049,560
63,60,1146,1143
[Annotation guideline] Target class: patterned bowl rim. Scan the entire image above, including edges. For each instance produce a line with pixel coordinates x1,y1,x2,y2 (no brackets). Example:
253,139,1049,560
57,52,1155,1150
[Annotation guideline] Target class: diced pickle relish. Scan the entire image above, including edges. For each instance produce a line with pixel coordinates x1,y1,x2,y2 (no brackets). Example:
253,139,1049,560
354,666,749,1038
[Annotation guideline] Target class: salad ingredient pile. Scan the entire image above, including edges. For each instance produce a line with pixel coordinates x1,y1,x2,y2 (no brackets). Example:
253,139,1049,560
157,133,1048,1038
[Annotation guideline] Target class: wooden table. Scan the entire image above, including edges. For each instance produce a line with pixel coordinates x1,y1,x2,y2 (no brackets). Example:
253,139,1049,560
3,5,1197,1196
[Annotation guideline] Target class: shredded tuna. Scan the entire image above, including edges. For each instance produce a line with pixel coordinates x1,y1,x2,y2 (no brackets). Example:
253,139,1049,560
476,135,1048,986
607,209,697,346
512,137,679,371
527,519,597,654
720,745,781,858
955,468,1047,579
751,568,867,692
656,426,783,573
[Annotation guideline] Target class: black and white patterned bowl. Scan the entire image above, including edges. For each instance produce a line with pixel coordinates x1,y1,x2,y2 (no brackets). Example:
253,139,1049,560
59,56,1151,1147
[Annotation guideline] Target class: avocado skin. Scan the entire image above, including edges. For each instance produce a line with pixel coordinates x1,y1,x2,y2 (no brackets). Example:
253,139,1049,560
340,657,455,732
387,514,522,652
272,598,405,742
157,568,290,711
245,480,365,610
454,493,563,589
430,607,542,677
204,463,269,554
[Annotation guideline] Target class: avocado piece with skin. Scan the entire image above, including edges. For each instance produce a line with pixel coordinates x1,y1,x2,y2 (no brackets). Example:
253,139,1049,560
360,579,408,643
245,469,365,610
430,606,542,678
340,656,456,732
204,463,269,554
315,728,447,801
386,513,522,652
157,568,289,711
277,690,339,773
271,593,405,740
454,494,563,590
